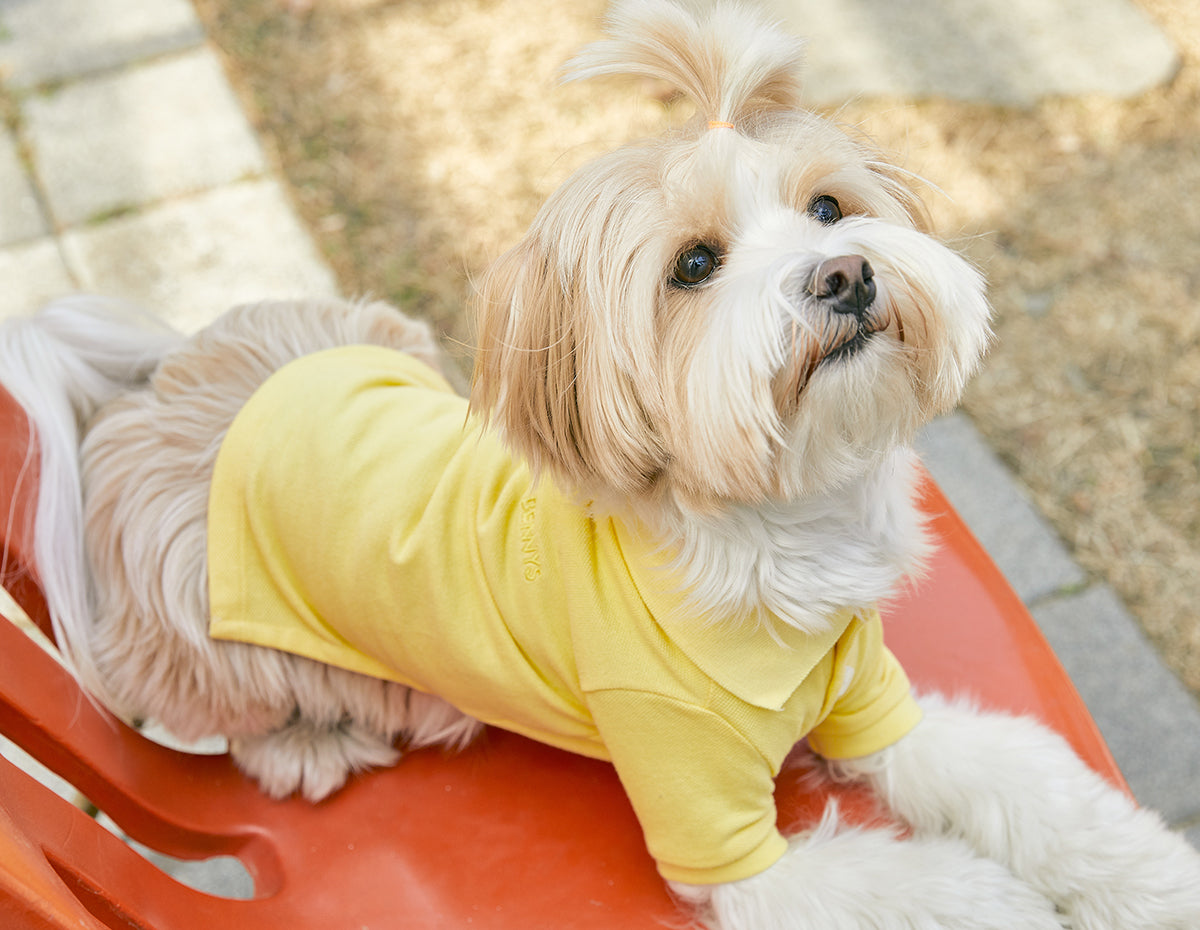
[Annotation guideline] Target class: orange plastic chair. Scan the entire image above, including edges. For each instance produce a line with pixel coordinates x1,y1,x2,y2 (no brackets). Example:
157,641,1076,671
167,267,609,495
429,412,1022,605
0,382,1126,930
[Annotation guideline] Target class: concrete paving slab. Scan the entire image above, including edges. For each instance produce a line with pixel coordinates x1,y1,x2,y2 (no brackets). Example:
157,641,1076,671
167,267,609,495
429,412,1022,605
0,125,45,245
0,237,75,320
1033,585,1200,827
23,47,265,228
766,0,1179,106
0,737,79,804
63,179,339,333
131,842,254,899
0,0,203,88
916,412,1086,605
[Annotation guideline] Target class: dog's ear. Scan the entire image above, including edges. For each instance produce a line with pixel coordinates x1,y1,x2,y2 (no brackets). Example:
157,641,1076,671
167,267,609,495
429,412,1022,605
470,239,587,485
470,234,667,498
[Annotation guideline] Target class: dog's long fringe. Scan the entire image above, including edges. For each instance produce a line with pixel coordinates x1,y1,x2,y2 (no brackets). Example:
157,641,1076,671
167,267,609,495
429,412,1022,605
0,297,182,699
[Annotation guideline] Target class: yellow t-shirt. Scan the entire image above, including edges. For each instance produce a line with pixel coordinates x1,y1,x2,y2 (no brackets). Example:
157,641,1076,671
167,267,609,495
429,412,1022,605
207,346,922,884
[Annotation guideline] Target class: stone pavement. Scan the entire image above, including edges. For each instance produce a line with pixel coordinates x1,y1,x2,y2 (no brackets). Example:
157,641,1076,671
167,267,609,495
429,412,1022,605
769,0,1180,107
0,0,1196,900
0,0,338,332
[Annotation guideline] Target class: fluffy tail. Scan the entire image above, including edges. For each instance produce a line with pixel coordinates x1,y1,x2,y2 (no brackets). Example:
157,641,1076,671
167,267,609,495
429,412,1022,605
0,297,182,698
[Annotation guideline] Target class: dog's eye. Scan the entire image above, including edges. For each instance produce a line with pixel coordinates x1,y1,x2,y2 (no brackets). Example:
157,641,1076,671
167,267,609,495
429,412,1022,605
672,245,719,286
808,195,842,225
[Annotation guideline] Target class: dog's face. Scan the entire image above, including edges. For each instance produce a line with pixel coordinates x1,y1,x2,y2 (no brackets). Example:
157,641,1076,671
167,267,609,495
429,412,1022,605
471,1,990,514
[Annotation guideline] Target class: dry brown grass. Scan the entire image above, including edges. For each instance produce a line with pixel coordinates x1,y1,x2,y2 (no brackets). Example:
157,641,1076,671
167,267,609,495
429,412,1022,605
194,0,1200,693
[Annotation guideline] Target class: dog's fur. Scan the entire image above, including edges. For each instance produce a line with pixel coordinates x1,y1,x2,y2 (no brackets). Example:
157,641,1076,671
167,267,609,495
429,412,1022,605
3,2,1199,927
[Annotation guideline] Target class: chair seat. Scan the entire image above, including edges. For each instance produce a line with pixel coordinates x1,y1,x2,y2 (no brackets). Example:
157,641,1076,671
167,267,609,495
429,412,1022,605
0,382,1124,929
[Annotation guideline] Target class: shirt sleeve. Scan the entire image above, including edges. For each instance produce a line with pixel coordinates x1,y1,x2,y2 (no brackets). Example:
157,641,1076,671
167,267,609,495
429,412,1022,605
585,688,788,885
806,614,923,760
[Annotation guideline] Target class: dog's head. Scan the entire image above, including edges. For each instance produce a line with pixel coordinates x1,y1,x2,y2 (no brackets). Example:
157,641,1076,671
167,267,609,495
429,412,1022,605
471,0,990,513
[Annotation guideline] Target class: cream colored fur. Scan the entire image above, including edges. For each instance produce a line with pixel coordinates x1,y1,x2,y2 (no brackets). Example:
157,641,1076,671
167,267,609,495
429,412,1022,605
2,1,1198,927
83,300,482,802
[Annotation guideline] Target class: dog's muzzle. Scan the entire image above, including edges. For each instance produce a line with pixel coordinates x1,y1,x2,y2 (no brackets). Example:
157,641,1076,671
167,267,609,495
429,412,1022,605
774,254,898,409
808,253,893,364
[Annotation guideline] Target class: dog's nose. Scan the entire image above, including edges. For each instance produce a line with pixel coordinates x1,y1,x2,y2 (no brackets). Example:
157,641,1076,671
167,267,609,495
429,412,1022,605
811,255,876,317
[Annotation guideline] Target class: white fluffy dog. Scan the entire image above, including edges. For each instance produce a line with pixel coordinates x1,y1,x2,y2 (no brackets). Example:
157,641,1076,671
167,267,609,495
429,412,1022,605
3,2,1199,927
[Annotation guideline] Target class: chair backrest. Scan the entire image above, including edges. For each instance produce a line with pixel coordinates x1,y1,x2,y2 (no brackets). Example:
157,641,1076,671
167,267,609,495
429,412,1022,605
0,382,1126,930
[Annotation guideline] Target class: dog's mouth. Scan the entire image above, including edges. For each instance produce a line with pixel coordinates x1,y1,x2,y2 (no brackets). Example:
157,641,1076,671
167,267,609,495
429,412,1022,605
819,301,896,363
823,324,875,364
772,302,902,414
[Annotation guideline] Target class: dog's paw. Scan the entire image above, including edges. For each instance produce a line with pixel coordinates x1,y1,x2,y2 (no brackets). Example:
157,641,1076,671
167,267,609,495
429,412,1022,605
230,717,401,802
855,696,1200,929
1048,816,1200,930
691,814,1067,930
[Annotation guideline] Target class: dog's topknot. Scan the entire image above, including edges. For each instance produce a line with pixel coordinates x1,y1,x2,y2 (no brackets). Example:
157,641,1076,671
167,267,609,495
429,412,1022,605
562,0,806,129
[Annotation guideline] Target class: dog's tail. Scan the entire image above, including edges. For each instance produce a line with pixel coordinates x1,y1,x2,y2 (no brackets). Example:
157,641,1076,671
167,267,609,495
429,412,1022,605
0,297,182,697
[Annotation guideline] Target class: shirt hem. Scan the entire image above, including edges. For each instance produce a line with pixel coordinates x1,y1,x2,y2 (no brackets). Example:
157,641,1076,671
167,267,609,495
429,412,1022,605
807,695,924,760
655,831,788,885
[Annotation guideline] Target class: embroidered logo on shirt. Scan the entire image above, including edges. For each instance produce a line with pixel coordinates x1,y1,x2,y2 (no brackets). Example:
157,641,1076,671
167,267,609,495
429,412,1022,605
520,497,541,581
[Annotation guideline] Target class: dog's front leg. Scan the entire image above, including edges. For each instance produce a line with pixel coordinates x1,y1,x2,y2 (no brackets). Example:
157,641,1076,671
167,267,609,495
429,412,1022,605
671,805,1065,930
836,694,1200,930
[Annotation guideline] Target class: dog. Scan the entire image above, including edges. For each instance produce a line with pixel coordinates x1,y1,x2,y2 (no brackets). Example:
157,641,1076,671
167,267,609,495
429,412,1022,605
3,1,1199,927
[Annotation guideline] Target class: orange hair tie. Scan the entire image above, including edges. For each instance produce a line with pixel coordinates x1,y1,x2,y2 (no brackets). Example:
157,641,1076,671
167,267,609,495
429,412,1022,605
708,120,735,130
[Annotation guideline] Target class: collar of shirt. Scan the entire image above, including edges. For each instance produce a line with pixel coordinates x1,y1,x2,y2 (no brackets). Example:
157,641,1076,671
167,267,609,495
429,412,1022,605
612,520,857,711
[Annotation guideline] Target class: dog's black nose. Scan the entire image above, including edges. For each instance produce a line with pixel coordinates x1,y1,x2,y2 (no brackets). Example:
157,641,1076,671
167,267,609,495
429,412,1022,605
812,255,876,317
